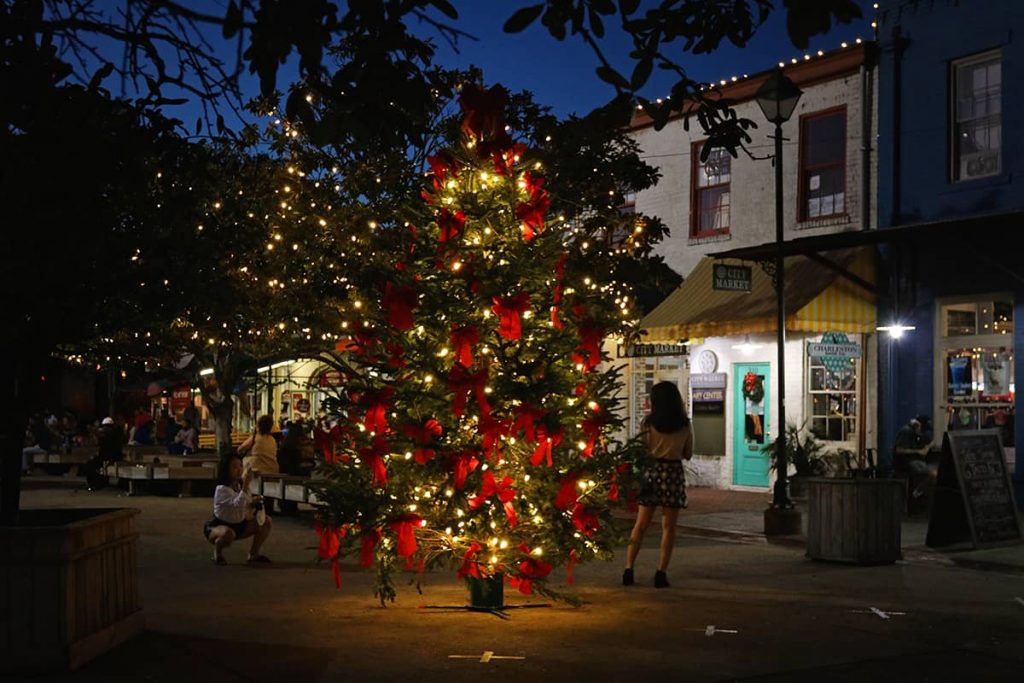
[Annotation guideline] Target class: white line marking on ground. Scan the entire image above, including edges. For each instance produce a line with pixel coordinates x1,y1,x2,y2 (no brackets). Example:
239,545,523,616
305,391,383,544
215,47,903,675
704,625,739,636
448,651,526,663
1014,597,1024,608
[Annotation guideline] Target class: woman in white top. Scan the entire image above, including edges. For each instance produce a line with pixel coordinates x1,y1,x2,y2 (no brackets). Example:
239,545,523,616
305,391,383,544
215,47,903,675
238,414,280,474
623,381,693,589
203,453,273,565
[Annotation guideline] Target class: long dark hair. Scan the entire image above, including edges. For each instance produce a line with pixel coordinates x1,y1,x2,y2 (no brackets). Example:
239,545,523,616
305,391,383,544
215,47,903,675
217,452,242,486
256,414,273,435
644,381,690,434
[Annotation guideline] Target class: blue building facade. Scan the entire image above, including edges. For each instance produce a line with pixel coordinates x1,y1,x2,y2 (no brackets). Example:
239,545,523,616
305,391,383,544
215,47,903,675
877,0,1024,502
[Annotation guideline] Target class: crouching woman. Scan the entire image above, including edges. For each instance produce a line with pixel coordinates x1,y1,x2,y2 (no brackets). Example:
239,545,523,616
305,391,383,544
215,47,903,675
204,452,272,565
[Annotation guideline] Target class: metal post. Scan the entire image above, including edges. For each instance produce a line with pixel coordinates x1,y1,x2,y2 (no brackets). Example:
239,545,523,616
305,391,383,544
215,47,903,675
772,122,792,509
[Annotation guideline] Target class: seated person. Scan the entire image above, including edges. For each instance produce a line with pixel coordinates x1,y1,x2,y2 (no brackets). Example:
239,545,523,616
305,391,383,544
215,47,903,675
169,419,199,454
130,419,154,445
238,415,280,474
203,453,272,565
894,414,936,499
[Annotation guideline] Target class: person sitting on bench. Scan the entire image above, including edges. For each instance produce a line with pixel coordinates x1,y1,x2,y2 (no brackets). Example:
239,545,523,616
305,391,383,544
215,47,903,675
203,453,272,565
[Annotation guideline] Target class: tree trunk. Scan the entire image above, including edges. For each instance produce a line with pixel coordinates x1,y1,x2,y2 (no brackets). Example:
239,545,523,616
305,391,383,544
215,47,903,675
209,395,234,456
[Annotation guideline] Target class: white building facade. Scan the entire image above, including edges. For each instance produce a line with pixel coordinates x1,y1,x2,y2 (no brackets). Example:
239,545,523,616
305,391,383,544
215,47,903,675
622,44,880,490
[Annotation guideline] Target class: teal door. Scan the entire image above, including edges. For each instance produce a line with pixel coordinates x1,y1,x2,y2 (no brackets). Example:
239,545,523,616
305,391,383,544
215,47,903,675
734,363,769,487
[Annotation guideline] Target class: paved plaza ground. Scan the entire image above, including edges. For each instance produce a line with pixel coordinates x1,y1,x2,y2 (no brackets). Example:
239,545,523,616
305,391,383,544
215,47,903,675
9,480,1024,682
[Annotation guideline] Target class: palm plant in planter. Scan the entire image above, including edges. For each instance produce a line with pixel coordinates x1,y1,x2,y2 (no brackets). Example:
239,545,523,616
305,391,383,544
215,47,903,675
762,423,829,498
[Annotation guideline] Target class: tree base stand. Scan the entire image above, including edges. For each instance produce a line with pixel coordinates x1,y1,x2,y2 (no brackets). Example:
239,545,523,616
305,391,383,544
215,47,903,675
764,507,802,536
419,575,551,620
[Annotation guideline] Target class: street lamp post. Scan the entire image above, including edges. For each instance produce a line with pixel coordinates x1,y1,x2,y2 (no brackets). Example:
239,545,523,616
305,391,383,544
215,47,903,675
755,69,802,521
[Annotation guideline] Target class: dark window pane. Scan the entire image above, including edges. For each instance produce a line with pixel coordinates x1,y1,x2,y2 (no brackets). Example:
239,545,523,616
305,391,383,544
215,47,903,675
805,113,845,166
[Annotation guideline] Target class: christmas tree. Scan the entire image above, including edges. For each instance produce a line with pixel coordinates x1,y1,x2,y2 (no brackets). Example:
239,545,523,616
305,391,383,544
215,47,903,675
312,84,649,605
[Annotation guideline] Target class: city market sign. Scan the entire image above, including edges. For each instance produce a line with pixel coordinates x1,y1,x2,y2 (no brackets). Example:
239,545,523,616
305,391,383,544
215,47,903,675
808,331,862,375
712,264,752,293
617,342,689,358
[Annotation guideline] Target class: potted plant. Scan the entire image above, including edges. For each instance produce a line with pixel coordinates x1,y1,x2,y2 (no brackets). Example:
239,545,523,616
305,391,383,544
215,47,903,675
762,423,830,498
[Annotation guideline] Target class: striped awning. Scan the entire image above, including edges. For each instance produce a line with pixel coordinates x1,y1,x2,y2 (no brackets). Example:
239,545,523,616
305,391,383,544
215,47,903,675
641,248,876,342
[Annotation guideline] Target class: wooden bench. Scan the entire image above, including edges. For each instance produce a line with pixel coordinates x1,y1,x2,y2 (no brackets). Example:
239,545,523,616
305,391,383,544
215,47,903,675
252,473,327,512
33,447,97,467
197,432,251,451
108,455,219,496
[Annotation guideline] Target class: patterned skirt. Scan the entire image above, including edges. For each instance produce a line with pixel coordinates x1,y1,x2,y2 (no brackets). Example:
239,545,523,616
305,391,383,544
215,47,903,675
638,459,687,509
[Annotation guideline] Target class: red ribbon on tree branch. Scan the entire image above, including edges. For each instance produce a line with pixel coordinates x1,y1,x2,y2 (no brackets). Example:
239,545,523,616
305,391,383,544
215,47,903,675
470,471,518,527
458,83,513,157
567,549,579,585
448,365,491,418
315,519,348,588
437,207,466,244
509,543,553,595
515,171,551,241
571,504,600,537
478,415,511,461
450,324,479,368
358,435,391,488
555,473,580,510
388,514,423,566
550,252,567,330
449,450,480,490
491,292,531,341
381,281,418,330
403,418,443,464
359,527,382,568
512,403,546,444
360,387,394,434
529,426,562,467
457,542,483,580
573,320,605,371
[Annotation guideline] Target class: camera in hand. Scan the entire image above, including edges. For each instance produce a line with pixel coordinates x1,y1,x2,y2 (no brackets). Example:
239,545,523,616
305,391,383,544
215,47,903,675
253,496,266,526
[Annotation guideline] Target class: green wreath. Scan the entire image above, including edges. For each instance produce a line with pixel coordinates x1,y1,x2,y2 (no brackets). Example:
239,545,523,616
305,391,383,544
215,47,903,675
743,371,764,403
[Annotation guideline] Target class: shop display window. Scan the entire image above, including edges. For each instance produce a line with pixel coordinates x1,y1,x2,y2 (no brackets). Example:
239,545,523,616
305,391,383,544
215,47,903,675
938,295,1015,447
807,343,858,442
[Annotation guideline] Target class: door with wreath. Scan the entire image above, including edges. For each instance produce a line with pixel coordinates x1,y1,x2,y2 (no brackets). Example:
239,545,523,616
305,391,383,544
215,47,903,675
734,363,769,487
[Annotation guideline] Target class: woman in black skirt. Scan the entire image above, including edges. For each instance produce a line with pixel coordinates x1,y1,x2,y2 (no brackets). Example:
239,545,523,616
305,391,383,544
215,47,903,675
623,381,693,588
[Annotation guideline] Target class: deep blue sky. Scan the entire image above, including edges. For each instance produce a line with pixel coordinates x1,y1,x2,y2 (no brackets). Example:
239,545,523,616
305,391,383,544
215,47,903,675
436,1,875,118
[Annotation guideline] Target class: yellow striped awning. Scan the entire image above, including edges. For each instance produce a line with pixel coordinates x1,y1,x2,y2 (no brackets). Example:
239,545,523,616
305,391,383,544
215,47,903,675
641,248,876,342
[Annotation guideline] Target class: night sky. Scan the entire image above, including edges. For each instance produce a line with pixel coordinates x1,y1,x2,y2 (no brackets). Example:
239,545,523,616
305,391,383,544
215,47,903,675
436,1,875,118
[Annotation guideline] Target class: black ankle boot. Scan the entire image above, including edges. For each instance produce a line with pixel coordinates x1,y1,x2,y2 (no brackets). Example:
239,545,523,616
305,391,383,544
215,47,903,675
654,570,670,588
622,568,634,586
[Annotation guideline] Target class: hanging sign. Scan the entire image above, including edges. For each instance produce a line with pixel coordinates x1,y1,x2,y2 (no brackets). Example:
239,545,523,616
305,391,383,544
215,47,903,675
691,373,727,389
617,342,689,358
171,386,192,414
712,264,752,293
808,331,862,375
318,369,344,387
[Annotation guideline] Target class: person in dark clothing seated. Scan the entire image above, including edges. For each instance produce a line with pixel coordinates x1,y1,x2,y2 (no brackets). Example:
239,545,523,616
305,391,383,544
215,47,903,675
82,417,124,490
894,414,936,499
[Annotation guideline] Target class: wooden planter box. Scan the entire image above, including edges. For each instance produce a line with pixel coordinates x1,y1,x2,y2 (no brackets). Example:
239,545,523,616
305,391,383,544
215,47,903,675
806,478,904,564
0,508,144,673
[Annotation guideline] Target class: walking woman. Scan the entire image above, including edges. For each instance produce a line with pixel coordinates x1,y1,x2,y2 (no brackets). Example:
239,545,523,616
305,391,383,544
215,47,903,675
623,381,693,588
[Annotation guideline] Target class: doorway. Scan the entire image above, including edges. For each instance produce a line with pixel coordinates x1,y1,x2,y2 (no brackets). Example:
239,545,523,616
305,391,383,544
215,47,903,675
734,362,770,487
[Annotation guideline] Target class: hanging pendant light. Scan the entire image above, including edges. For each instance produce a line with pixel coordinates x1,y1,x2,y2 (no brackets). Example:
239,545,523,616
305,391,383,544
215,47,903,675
731,334,765,353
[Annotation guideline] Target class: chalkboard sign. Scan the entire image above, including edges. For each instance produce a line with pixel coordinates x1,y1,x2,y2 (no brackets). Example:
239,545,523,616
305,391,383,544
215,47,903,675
926,430,1023,549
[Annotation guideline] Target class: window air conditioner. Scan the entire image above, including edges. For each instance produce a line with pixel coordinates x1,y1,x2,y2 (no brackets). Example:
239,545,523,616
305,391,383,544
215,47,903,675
960,151,1000,179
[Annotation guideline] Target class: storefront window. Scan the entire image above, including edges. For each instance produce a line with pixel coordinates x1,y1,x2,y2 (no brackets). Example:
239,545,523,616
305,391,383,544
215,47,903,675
807,341,859,442
939,296,1015,447
631,357,688,435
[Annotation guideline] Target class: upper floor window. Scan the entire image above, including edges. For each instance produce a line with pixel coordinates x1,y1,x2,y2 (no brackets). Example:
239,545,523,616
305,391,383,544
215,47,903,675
799,108,846,220
952,50,1001,181
690,142,730,238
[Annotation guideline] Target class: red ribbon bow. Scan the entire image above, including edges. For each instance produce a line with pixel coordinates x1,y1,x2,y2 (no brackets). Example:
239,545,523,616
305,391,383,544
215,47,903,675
529,426,562,467
315,519,348,588
572,321,605,371
515,171,551,241
428,151,460,188
555,473,581,511
437,207,466,244
360,387,394,434
314,423,347,463
571,504,600,537
388,514,423,566
512,404,546,444
580,410,608,459
403,419,443,464
510,543,553,595
491,292,531,341
359,436,390,488
470,471,517,527
381,281,418,331
450,324,479,368
448,365,491,418
359,527,382,569
457,542,483,580
458,83,513,154
449,450,480,490
478,415,511,461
